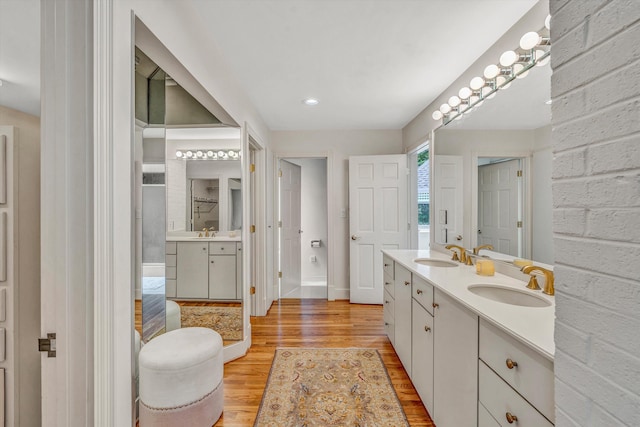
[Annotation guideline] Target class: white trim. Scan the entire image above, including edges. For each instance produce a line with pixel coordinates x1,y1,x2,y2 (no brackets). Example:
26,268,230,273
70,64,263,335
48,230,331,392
272,152,335,301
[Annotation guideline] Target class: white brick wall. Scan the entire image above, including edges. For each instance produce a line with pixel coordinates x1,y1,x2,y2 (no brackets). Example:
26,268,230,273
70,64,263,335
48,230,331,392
551,1,640,426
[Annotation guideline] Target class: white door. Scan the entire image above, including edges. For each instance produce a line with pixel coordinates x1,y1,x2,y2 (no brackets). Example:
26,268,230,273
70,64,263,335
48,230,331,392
279,160,301,298
349,155,408,304
478,159,521,256
433,155,463,245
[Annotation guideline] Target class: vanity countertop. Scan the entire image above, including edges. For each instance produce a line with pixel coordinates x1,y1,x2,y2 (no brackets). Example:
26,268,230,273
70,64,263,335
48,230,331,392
166,233,241,242
382,249,555,361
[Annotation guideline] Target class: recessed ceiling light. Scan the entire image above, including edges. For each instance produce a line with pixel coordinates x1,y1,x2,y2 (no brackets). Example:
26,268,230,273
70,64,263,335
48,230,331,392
303,98,319,106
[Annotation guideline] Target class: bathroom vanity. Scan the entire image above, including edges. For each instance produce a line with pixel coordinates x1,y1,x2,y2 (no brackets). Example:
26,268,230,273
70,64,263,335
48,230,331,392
165,234,242,301
382,249,554,427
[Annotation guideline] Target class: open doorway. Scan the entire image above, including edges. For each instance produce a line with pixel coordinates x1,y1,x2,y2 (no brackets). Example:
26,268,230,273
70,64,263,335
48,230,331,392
278,157,328,299
409,142,430,249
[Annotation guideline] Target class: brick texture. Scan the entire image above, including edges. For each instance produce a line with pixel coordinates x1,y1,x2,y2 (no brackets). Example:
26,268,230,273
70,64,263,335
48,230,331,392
551,0,640,425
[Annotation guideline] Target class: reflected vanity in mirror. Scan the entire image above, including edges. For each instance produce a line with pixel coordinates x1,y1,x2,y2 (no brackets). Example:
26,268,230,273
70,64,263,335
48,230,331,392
134,45,244,346
432,54,553,265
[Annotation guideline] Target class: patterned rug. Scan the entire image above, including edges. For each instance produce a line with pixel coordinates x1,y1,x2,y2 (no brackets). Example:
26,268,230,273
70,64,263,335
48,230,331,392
254,348,409,427
180,305,243,341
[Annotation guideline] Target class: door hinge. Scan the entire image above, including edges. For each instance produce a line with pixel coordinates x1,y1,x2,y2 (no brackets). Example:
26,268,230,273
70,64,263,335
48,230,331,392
278,271,283,278
250,286,256,295
278,169,283,177
250,163,255,173
517,221,523,228
278,221,282,228
408,222,411,230
38,333,56,358
517,170,523,177
250,224,256,233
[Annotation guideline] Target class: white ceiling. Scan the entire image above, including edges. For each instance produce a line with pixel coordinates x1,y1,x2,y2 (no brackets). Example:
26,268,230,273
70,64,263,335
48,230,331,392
0,0,539,131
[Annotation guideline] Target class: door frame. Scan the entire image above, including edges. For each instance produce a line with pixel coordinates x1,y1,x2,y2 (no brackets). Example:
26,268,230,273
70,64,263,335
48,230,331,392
272,152,334,301
407,141,429,250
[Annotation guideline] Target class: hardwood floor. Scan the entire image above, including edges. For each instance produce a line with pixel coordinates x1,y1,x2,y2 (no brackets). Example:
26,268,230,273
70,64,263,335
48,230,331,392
218,299,434,426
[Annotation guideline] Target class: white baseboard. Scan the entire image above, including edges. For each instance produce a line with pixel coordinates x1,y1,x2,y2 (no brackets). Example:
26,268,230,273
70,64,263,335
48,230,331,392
333,288,349,300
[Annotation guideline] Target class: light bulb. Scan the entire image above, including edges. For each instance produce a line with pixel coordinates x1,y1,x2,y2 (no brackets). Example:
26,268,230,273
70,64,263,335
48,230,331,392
520,31,541,50
545,14,551,30
535,49,550,66
217,150,225,157
186,150,193,158
176,150,183,158
470,76,485,90
496,75,511,90
206,150,214,157
458,87,472,100
484,64,500,79
448,95,461,107
514,63,529,79
500,50,518,67
196,150,203,158
432,110,443,121
439,103,452,114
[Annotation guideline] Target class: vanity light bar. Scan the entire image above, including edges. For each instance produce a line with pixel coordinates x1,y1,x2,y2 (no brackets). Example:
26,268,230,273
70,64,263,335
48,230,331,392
175,149,241,160
432,14,551,124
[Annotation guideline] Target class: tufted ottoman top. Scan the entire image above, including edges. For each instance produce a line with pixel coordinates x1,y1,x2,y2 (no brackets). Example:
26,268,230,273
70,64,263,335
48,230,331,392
139,327,223,408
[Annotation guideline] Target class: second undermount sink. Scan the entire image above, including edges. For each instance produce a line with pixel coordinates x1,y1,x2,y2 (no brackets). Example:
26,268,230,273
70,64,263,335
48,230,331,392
468,284,551,308
413,258,459,268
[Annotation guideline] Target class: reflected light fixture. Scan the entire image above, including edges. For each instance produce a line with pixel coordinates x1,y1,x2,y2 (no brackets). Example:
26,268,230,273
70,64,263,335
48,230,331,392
176,149,240,160
303,98,319,106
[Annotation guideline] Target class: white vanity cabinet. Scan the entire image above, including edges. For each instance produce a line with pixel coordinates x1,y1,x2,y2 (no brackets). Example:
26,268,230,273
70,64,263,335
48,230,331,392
394,264,413,376
432,288,479,427
176,242,209,298
478,319,554,426
411,298,434,413
208,242,237,299
383,255,395,345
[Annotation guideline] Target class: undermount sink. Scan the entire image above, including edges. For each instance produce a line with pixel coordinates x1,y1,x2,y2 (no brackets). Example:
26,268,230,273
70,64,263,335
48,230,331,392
413,258,459,268
468,284,551,308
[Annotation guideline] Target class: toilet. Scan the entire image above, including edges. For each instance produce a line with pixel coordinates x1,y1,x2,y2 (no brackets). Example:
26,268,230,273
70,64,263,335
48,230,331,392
138,327,224,426
165,299,181,332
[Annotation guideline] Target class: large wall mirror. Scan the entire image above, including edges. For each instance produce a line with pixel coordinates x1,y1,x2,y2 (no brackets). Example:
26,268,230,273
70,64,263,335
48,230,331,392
432,57,553,265
134,19,245,356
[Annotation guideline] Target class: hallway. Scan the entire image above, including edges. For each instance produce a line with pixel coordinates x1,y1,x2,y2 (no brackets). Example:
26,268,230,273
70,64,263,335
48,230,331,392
219,299,434,426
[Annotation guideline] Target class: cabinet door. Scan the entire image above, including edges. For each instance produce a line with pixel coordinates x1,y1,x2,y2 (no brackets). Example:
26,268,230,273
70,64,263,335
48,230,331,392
208,255,237,299
393,264,412,376
411,299,434,414
433,289,479,427
176,242,209,298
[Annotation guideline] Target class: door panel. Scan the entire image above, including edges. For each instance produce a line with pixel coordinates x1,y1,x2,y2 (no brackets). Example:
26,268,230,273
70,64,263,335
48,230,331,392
279,160,301,298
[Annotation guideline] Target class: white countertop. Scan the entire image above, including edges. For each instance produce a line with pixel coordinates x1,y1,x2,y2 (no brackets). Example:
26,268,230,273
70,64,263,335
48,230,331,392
382,249,555,361
166,233,241,242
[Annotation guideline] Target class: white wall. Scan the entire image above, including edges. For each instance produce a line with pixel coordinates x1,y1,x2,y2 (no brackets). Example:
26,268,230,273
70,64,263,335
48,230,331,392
271,130,403,299
551,1,640,425
288,158,328,284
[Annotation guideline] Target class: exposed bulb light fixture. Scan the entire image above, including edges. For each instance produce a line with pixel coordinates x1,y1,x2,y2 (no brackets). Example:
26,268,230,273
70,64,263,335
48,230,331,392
439,103,452,114
303,98,319,106
469,76,485,90
176,149,240,160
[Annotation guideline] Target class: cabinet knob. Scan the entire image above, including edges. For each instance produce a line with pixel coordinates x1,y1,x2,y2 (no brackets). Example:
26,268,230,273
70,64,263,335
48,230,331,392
506,412,518,424
506,358,518,369
385,300,389,304
384,263,389,267
384,281,390,286
384,322,389,326
432,303,439,309
424,326,431,332
416,289,423,295
210,260,215,264
404,281,410,286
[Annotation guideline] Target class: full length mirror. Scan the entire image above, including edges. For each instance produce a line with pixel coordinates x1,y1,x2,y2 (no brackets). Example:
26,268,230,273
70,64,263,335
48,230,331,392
432,58,553,265
135,46,244,347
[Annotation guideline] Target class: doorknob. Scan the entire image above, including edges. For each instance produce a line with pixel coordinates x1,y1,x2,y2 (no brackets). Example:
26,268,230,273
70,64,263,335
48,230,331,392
456,235,462,241
478,229,482,234
298,229,303,234
351,235,358,241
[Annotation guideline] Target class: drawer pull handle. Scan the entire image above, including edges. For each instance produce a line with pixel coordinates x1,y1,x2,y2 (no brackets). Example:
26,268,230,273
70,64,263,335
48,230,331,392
416,289,423,295
404,281,410,286
506,358,518,369
432,303,439,309
424,326,431,332
506,412,518,423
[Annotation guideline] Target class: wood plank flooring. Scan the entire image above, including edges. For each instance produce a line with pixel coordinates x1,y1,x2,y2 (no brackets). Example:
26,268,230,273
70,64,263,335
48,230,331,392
218,299,434,426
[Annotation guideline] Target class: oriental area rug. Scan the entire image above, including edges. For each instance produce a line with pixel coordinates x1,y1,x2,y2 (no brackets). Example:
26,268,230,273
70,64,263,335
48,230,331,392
254,348,409,427
180,305,243,341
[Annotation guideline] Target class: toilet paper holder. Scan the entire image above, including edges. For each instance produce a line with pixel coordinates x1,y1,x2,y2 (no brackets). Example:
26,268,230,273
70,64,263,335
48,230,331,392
310,240,321,248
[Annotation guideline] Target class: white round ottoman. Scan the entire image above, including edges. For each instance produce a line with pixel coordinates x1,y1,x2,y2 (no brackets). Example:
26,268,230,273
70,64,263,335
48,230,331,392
165,300,181,332
139,327,224,427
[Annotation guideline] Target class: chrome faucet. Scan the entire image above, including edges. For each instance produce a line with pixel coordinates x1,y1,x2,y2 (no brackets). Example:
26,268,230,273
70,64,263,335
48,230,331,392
521,265,554,296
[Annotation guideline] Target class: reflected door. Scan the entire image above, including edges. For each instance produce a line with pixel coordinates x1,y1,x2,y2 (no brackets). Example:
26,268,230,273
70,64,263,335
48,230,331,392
434,155,463,245
279,160,301,298
477,159,520,256
349,155,408,304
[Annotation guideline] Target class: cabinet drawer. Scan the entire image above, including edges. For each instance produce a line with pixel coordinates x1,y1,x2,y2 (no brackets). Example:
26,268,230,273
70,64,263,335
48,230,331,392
165,241,177,255
165,266,176,280
165,280,177,298
479,361,553,427
165,254,176,267
478,402,501,427
383,309,394,345
383,289,395,320
209,242,236,254
479,319,554,422
383,271,394,297
412,274,434,314
383,255,394,279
